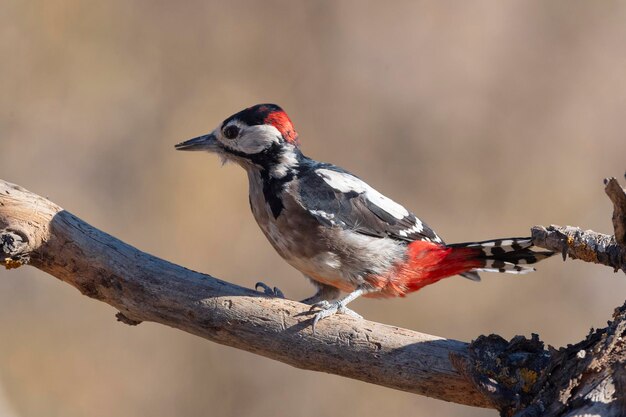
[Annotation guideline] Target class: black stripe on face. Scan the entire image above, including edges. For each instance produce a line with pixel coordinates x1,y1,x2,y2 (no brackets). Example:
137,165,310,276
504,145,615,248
256,144,302,218
262,169,294,218
221,141,288,169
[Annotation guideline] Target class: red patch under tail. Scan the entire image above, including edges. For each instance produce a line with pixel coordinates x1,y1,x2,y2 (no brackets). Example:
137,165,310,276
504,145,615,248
369,237,553,298
403,241,482,292
370,241,482,298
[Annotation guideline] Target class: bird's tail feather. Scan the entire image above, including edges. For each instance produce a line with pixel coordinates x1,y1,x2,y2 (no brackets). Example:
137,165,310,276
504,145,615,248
398,237,553,294
448,237,554,276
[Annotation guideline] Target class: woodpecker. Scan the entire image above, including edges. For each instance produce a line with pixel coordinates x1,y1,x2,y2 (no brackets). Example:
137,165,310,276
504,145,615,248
175,104,553,328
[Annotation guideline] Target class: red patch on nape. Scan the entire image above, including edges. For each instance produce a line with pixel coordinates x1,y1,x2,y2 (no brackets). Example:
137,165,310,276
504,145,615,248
264,110,299,145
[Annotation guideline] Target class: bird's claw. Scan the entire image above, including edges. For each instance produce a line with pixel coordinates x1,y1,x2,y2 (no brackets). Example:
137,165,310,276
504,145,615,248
309,300,362,332
255,282,285,298
309,300,332,311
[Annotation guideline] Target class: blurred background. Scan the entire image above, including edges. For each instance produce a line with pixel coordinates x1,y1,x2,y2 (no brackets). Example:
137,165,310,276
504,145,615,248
1,1,626,416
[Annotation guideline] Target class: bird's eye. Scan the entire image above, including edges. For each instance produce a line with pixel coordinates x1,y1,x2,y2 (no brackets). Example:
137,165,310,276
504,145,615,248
223,125,240,140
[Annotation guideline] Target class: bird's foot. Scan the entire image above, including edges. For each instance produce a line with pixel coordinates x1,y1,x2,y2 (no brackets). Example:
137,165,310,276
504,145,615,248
255,282,285,298
309,300,362,332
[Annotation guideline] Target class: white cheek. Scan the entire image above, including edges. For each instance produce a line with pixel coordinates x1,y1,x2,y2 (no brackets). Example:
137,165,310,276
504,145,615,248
228,125,282,154
237,134,272,153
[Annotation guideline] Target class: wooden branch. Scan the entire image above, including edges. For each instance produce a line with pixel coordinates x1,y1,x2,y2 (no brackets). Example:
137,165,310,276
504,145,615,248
456,302,626,417
2,175,625,416
0,179,490,409
530,174,626,274
531,225,625,273
528,303,626,417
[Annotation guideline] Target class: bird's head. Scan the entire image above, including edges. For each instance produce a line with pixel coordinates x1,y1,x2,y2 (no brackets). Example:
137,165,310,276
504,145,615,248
176,104,300,173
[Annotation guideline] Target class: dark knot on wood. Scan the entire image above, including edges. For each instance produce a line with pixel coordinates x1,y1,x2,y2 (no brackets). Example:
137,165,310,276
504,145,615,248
453,334,551,416
1,229,30,268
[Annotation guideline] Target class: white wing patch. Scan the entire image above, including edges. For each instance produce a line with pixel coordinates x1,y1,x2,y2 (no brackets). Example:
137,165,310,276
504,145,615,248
309,209,337,225
397,220,424,237
316,169,409,220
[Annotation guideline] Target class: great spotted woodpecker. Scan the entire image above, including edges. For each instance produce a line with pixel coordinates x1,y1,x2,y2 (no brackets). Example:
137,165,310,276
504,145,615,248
175,104,553,328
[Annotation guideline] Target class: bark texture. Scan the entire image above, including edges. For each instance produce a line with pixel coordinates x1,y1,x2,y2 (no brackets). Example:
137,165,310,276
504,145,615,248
1,175,625,416
531,176,626,274
0,179,489,408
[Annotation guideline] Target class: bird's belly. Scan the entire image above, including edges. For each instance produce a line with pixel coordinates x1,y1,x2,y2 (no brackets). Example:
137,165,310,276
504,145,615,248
257,213,347,281
256,210,407,293
247,172,406,292
250,203,355,290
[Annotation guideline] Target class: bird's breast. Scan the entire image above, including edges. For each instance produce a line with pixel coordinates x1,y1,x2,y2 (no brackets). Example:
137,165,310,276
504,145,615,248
246,169,408,292
248,171,310,259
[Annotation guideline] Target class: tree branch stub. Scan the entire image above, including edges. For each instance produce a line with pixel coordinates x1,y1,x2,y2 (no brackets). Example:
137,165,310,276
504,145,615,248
604,174,626,246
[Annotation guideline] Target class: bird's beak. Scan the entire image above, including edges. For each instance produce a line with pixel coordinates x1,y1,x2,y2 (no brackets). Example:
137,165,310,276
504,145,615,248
175,132,219,152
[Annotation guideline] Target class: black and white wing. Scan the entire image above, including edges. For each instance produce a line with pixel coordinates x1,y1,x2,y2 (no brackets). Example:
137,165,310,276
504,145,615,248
297,165,443,244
